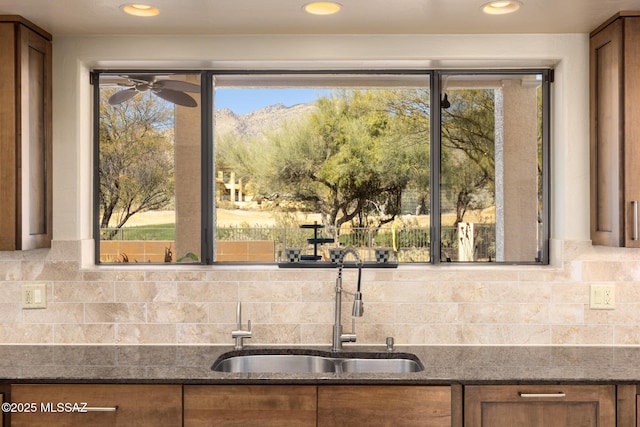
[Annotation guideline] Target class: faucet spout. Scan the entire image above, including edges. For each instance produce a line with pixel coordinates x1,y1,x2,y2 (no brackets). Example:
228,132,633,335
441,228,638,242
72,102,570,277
332,247,364,351
231,302,252,350
352,264,364,316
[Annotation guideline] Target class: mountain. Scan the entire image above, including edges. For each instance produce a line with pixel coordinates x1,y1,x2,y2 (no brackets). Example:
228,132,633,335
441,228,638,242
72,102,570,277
215,103,317,139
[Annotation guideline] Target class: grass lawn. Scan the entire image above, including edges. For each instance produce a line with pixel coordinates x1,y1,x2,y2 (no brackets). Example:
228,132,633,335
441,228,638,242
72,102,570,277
113,207,495,234
115,223,175,240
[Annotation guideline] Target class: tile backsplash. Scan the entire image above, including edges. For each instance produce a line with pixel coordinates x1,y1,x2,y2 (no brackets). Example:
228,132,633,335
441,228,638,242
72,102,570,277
2,239,640,346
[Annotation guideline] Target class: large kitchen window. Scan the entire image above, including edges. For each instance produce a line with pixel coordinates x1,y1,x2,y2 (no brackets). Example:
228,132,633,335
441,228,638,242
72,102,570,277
93,69,550,265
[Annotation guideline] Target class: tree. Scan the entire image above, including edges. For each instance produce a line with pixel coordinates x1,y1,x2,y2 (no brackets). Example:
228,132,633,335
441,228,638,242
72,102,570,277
99,88,175,239
441,150,492,224
217,87,496,231
441,89,495,224
381,88,431,215
253,89,430,233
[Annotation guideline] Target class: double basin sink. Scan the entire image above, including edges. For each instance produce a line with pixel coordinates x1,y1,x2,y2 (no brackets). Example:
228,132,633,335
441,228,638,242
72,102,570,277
212,349,424,374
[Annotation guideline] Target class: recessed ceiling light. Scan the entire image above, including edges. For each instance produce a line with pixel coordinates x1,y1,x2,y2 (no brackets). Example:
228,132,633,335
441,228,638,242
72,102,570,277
481,1,522,15
304,2,342,15
121,4,160,17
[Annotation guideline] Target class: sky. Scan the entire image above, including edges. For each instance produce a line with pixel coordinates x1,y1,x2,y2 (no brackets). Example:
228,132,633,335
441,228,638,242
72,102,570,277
214,88,330,115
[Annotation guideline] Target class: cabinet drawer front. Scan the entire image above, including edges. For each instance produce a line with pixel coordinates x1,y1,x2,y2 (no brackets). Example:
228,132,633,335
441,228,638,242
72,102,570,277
184,385,317,427
318,385,452,427
465,385,616,427
11,384,182,427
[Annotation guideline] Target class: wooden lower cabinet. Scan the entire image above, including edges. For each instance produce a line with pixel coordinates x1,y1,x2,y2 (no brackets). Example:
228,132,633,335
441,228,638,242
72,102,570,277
464,384,616,427
10,384,182,426
184,385,452,427
184,385,317,426
615,384,640,427
6,382,625,426
317,385,452,427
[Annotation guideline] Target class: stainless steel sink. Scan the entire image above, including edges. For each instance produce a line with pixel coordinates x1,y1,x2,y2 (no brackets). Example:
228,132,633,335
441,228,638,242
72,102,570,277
339,358,423,373
211,351,424,374
212,354,336,373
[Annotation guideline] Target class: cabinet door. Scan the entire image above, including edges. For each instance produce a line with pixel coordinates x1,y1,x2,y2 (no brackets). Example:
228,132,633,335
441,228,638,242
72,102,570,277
590,16,640,248
317,385,451,427
623,17,640,248
184,385,317,427
18,24,53,250
10,384,182,426
464,384,616,427
0,20,52,251
0,22,19,251
590,18,624,247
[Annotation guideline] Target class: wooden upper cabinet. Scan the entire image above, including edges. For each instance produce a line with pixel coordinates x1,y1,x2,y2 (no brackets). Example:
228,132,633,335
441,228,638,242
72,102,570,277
590,12,640,247
0,16,52,251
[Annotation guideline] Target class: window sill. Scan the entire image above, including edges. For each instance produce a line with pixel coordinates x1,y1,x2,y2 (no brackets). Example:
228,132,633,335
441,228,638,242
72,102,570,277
277,261,398,268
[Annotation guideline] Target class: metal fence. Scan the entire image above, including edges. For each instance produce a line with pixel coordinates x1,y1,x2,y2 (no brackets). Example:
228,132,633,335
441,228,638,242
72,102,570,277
101,223,495,262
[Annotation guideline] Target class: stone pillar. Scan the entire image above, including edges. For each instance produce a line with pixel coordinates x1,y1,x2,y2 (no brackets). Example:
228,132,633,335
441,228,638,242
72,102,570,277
495,78,539,262
174,76,201,260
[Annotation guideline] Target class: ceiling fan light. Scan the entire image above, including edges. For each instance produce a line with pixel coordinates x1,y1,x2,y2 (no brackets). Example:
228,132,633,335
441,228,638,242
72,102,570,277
481,0,522,15
121,4,160,17
303,2,342,15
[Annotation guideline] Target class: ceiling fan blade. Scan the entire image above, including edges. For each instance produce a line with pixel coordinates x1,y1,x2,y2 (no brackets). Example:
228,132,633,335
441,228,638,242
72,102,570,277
155,79,201,93
108,88,137,105
154,89,198,107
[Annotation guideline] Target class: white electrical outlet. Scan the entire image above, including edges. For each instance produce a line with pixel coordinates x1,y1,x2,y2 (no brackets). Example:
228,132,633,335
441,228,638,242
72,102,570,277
590,284,615,310
22,284,47,309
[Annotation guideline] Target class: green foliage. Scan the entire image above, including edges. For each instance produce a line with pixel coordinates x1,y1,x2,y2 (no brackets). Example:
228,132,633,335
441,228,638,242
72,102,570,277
376,228,430,249
220,89,431,236
440,89,496,224
177,252,199,262
215,223,282,242
271,211,312,249
101,223,176,241
216,86,505,238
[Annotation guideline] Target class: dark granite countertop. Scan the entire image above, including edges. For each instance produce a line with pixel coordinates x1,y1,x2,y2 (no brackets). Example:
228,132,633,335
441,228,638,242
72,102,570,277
1,345,640,385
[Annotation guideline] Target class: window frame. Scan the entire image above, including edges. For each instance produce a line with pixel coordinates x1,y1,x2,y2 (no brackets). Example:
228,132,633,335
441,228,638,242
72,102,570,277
92,68,551,266
433,69,552,265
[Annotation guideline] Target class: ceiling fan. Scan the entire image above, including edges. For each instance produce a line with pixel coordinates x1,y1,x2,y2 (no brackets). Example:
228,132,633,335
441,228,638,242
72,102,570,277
105,75,200,107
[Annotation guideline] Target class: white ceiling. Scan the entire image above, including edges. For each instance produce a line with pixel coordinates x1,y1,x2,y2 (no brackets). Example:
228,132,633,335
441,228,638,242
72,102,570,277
1,0,640,36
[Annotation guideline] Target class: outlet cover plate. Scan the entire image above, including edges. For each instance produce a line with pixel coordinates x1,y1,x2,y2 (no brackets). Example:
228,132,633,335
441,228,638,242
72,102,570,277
590,284,615,310
22,284,47,309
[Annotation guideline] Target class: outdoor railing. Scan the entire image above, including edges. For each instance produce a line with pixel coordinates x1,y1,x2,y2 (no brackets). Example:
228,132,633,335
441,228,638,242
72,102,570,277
101,223,496,262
